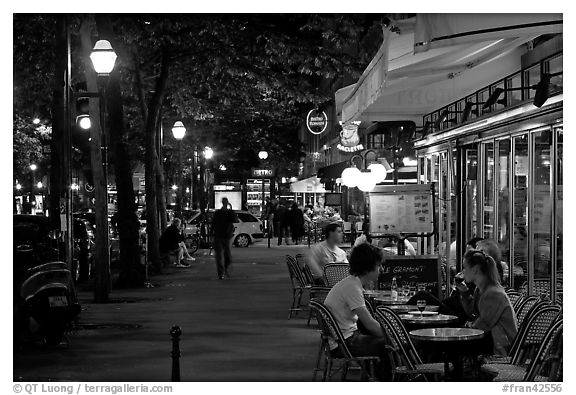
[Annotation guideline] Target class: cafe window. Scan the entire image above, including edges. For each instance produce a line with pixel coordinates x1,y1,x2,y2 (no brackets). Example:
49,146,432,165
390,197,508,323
555,127,563,300
532,129,552,282
512,134,529,290
482,142,495,240
496,138,512,288
368,132,386,149
464,146,479,242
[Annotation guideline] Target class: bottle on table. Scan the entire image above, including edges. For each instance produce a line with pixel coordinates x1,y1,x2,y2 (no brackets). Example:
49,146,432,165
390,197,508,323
391,276,398,301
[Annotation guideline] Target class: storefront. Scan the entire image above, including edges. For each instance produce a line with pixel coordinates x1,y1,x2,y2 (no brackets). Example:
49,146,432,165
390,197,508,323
414,56,563,300
334,14,562,299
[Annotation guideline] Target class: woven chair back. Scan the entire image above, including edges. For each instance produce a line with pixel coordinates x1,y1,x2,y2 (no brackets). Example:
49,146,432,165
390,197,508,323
323,263,350,287
310,286,332,304
286,255,307,288
375,306,422,368
511,304,561,365
309,300,354,359
525,320,563,381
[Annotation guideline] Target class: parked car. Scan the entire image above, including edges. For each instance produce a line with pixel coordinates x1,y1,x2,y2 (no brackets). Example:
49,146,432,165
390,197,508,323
13,215,93,283
183,210,264,247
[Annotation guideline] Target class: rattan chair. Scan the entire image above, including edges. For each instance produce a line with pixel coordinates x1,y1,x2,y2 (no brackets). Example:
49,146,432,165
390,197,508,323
309,286,335,379
286,255,310,319
482,303,560,366
375,306,447,381
323,263,350,287
295,253,316,286
514,296,539,328
505,290,522,308
310,300,387,381
481,320,563,382
308,285,332,326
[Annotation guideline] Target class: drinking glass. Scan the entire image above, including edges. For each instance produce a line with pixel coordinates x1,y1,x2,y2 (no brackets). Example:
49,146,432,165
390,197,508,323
402,285,410,300
417,300,427,317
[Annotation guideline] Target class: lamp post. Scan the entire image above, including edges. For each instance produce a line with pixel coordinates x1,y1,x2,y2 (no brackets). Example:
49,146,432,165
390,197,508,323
172,121,186,217
29,164,37,214
258,150,268,219
89,39,117,302
203,146,214,210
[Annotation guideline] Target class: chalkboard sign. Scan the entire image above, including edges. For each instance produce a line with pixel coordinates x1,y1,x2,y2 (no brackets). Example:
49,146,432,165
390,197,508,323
378,255,441,298
369,184,434,235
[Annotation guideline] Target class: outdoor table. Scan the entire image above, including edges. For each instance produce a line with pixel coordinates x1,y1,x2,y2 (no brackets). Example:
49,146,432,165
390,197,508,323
409,328,485,380
376,304,439,314
399,313,458,326
373,296,410,305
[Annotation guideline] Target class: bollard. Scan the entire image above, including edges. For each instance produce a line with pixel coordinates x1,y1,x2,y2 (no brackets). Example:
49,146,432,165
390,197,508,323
170,325,182,382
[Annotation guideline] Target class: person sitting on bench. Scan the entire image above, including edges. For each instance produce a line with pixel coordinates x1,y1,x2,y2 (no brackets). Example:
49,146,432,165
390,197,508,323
159,218,195,267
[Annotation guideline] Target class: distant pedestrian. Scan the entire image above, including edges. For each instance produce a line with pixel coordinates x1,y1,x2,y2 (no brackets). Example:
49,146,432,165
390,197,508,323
211,197,237,280
265,198,276,239
276,201,290,245
289,202,305,245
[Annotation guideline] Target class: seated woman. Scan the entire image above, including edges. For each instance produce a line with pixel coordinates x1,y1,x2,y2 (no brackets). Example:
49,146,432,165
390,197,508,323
324,243,393,380
408,237,484,322
460,249,518,356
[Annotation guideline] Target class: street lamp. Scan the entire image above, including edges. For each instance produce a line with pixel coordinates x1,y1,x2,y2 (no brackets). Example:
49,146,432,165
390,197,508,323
77,114,92,130
88,38,117,302
258,150,268,220
204,146,214,160
89,40,117,76
172,121,186,216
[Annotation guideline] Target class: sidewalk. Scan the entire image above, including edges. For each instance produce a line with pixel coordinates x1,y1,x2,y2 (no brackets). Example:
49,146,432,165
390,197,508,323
14,246,320,382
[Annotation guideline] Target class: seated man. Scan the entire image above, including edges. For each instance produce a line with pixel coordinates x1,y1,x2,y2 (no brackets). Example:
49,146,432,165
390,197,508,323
308,223,348,284
324,243,393,381
159,218,195,267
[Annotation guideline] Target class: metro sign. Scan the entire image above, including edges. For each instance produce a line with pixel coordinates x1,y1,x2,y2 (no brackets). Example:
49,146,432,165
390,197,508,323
251,168,275,177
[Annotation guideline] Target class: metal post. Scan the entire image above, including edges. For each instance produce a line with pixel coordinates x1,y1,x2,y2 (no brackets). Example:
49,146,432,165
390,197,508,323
178,139,183,217
64,16,74,272
170,325,182,382
100,83,111,281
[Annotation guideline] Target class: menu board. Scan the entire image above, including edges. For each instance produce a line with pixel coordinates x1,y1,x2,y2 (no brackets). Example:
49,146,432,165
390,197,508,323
369,184,433,235
378,255,441,298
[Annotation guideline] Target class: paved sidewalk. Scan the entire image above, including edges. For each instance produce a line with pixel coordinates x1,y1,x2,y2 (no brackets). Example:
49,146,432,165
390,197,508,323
14,246,321,382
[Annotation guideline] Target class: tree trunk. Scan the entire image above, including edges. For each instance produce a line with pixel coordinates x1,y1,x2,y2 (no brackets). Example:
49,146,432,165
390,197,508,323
156,157,168,231
49,16,66,232
144,51,171,273
155,114,168,231
80,18,110,302
95,15,144,288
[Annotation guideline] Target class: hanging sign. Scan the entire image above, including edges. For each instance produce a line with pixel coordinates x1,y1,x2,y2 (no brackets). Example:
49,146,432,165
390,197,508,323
306,109,328,135
338,123,364,152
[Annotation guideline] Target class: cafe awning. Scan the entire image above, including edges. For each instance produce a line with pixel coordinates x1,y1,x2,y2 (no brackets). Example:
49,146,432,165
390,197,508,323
317,161,350,180
289,176,326,193
336,14,562,125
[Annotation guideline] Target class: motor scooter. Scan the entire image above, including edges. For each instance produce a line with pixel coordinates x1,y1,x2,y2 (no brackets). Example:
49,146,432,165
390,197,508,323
15,245,81,346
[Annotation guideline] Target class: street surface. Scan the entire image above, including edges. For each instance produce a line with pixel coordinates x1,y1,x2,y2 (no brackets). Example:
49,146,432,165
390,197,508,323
14,241,322,382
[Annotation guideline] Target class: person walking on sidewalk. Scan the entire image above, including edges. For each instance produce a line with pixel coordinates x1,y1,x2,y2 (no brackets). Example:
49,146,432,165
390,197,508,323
159,218,195,268
276,201,290,246
211,197,237,280
288,202,305,245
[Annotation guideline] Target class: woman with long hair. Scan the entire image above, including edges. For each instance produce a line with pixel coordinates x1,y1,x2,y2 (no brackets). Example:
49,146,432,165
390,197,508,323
460,249,518,356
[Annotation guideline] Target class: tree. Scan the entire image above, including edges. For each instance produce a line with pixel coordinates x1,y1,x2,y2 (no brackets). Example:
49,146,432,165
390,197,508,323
14,13,388,283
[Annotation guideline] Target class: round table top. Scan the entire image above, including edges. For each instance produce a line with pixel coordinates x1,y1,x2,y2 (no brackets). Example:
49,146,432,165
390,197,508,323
409,327,485,342
399,313,459,325
374,296,410,305
363,290,390,298
385,304,439,313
